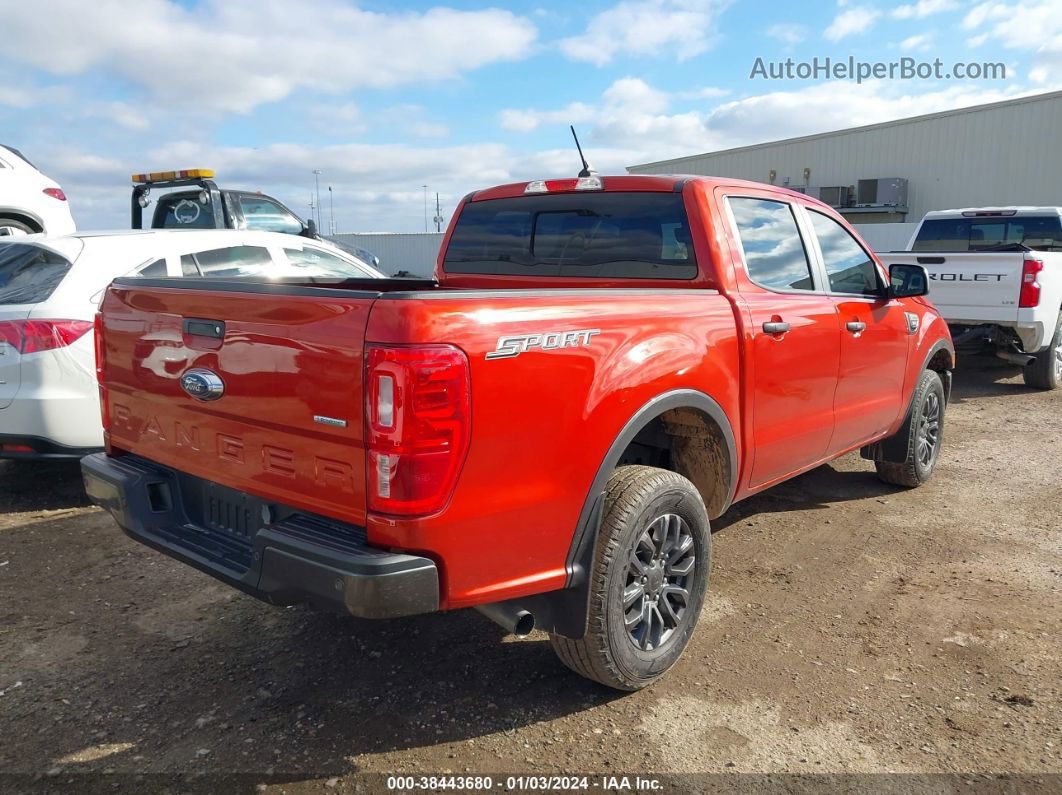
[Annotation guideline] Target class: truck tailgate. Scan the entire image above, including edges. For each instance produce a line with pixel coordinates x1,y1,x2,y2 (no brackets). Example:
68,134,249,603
882,252,1024,324
100,282,376,525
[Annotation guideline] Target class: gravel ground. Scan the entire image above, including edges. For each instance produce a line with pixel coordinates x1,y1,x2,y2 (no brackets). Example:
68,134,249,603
0,358,1059,793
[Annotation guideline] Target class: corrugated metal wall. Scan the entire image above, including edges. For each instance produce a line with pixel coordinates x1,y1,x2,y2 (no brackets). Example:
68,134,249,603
331,232,444,277
628,92,1062,222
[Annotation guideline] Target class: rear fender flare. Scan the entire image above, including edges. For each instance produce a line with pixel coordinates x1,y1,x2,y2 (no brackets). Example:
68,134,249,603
492,389,737,640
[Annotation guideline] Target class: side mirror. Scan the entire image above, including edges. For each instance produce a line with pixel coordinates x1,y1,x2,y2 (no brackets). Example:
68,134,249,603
303,218,319,239
889,263,929,298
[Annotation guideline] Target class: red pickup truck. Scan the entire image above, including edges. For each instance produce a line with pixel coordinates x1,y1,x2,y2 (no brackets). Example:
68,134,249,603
82,175,953,690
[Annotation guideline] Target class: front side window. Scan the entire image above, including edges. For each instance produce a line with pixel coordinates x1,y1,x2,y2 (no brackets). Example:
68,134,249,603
282,246,378,278
189,245,273,278
444,192,697,279
727,197,815,292
809,211,883,297
238,196,304,235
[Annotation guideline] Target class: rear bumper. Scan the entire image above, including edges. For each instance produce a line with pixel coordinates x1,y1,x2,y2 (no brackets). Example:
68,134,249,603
946,320,1049,354
80,453,439,619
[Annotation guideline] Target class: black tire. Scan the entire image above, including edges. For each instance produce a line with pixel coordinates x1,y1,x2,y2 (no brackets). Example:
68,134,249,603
549,465,710,691
1022,319,1062,390
0,218,35,236
875,369,946,488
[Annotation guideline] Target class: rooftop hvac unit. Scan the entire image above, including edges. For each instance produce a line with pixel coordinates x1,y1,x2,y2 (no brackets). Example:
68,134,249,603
856,178,908,208
815,186,851,207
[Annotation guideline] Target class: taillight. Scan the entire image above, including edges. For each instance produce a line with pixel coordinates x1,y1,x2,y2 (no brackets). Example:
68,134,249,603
94,313,110,438
365,344,471,517
0,319,93,354
1019,258,1044,308
42,187,67,201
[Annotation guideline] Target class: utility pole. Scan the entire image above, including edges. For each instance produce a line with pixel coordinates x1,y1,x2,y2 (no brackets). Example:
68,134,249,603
328,185,335,235
422,185,428,232
433,192,444,233
312,169,323,230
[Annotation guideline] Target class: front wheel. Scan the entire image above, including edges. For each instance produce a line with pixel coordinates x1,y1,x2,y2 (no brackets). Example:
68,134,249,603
549,465,711,691
1023,320,1062,390
876,369,946,488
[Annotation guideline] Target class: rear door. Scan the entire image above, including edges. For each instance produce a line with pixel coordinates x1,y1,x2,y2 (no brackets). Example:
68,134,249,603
803,208,911,452
723,193,841,489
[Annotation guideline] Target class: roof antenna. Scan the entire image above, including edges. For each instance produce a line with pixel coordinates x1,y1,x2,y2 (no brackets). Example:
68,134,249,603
570,125,596,177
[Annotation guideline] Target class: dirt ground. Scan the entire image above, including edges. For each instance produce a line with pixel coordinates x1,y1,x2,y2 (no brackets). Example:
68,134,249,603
0,357,1059,793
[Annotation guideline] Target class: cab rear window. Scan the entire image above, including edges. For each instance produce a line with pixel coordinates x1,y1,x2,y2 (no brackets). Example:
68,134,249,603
0,243,72,305
913,216,1062,252
443,192,697,279
153,194,217,229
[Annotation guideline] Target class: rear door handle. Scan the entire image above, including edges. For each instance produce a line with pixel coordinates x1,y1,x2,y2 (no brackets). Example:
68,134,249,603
762,321,791,334
846,321,867,333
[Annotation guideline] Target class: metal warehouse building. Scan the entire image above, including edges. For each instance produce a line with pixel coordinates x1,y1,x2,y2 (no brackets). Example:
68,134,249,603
627,89,1062,243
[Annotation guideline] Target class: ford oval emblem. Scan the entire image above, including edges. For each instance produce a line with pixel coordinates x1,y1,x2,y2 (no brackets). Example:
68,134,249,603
180,368,225,401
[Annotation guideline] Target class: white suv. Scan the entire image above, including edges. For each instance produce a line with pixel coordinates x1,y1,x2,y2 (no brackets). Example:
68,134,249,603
0,145,76,237
0,229,384,459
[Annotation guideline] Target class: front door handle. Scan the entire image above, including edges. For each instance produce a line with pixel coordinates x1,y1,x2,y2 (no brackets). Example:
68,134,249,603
846,321,867,333
762,321,791,334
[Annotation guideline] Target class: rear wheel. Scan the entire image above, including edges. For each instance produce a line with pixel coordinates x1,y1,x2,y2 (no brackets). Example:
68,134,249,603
1023,320,1062,390
549,465,710,691
0,218,34,236
876,369,945,488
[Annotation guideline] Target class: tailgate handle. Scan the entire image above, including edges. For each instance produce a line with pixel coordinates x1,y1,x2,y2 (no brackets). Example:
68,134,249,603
916,256,945,264
183,318,225,339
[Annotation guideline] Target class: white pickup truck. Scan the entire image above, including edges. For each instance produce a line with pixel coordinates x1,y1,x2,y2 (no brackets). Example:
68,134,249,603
881,207,1062,390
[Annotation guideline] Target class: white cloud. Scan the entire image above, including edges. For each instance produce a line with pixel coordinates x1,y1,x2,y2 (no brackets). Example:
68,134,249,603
823,7,881,41
88,101,151,132
410,121,450,139
899,33,934,51
559,0,730,66
0,0,537,114
892,0,957,19
701,83,1026,147
500,102,597,132
766,23,807,46
962,0,1062,84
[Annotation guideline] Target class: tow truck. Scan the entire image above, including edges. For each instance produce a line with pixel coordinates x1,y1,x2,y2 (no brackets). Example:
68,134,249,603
130,168,380,267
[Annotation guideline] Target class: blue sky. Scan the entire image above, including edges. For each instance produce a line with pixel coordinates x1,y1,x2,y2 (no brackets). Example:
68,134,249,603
1,0,1059,232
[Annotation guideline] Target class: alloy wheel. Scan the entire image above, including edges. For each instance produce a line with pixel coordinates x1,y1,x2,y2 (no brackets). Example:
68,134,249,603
623,513,696,651
916,390,941,467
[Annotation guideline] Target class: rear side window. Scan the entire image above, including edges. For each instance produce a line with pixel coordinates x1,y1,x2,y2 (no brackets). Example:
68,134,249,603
136,258,168,278
913,216,1062,252
728,197,814,292
808,211,883,296
188,245,273,278
0,244,72,304
443,192,697,279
